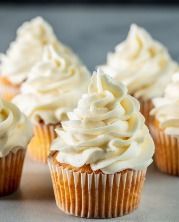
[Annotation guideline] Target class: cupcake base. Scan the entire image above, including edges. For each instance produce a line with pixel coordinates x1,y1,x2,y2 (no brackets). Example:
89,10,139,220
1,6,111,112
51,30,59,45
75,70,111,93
0,76,20,101
28,123,60,163
150,120,179,176
138,97,153,126
48,152,147,218
0,149,26,197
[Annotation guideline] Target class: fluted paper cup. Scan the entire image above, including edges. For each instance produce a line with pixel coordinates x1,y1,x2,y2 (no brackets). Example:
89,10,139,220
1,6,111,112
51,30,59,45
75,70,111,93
0,149,26,197
150,120,179,176
48,152,147,218
138,97,153,127
28,123,60,163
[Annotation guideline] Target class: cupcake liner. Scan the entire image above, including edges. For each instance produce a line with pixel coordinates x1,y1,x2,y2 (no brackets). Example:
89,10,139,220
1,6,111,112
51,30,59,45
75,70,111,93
28,123,59,163
150,121,179,176
48,153,147,218
0,76,20,101
0,149,26,197
138,98,153,127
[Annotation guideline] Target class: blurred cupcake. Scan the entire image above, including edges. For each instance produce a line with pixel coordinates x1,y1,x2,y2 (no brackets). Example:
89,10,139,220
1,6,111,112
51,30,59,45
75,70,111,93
0,17,79,101
0,98,32,196
13,45,90,163
100,24,178,125
150,73,179,176
48,70,154,218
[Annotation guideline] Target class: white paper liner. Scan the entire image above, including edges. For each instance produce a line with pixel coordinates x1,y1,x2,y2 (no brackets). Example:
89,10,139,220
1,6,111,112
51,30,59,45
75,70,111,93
150,122,179,176
48,155,147,218
0,149,26,196
28,123,59,163
138,98,153,127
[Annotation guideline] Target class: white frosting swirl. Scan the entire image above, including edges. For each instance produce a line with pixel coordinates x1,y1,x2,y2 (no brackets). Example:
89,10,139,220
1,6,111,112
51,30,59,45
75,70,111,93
0,99,32,157
0,17,79,85
101,24,177,100
151,72,179,137
51,70,154,174
13,45,90,125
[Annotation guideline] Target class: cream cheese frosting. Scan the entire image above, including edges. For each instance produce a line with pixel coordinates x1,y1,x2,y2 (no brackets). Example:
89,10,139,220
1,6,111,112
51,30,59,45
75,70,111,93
51,69,154,174
151,72,179,137
100,24,178,100
0,98,32,157
0,17,79,85
13,45,90,125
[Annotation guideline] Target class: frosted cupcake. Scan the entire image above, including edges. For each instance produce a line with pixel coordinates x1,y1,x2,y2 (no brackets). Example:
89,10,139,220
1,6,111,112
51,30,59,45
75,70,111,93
13,45,90,163
0,98,32,196
48,69,154,218
150,73,179,176
100,24,177,125
0,17,79,101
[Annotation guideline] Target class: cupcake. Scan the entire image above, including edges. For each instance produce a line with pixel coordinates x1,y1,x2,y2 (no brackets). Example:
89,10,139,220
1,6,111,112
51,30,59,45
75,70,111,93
48,70,154,218
150,73,179,176
0,98,32,196
13,45,90,163
0,17,79,101
100,24,178,125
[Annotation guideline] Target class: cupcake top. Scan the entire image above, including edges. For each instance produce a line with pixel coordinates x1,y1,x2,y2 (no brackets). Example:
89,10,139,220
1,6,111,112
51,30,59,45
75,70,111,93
13,45,90,125
101,24,177,100
0,98,32,157
0,17,79,85
151,72,179,137
51,69,154,174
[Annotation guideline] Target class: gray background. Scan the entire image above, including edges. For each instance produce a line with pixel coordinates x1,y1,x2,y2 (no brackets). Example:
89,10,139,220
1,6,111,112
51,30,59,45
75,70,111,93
0,6,179,222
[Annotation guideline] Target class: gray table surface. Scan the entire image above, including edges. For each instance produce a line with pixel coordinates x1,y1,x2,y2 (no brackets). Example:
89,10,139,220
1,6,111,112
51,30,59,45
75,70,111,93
0,5,179,222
